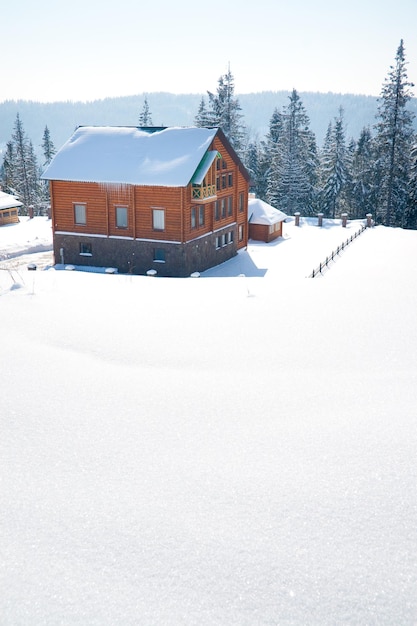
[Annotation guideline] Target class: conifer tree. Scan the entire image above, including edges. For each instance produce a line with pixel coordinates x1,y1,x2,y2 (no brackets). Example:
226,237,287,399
1,141,17,194
206,67,247,156
405,141,417,229
373,40,415,226
349,127,375,218
12,113,34,211
319,108,350,218
194,96,214,127
42,125,56,166
267,91,318,214
139,96,153,126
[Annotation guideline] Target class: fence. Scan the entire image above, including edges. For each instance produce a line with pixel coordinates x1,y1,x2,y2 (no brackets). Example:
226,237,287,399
309,223,367,278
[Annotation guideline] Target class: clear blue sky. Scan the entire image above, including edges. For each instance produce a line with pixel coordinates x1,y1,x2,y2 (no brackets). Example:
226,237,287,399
3,0,417,102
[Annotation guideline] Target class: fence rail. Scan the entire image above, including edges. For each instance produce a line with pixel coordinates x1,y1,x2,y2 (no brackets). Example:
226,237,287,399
309,223,367,278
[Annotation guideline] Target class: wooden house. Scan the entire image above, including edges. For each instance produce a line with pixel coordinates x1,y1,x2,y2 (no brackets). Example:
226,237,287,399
248,195,287,243
41,126,250,277
0,190,22,226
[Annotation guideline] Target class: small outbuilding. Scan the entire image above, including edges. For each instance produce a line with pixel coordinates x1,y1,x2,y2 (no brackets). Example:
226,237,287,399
248,195,287,243
0,190,22,226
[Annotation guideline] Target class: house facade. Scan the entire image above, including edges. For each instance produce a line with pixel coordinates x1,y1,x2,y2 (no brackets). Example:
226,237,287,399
42,126,249,277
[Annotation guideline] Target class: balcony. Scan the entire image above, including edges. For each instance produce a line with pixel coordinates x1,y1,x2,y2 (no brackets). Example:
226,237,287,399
192,184,217,202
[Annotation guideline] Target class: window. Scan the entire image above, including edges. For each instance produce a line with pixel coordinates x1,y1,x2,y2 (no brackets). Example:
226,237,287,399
199,206,205,227
222,174,227,189
191,207,197,229
80,242,92,255
228,173,233,187
74,203,86,225
116,206,128,229
216,176,220,191
215,236,221,249
153,248,166,262
227,196,233,217
222,159,227,169
214,201,220,221
239,224,244,241
152,208,165,231
239,192,244,213
221,199,226,218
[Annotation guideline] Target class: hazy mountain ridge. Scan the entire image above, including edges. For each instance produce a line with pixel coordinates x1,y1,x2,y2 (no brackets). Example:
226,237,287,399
1,91,416,157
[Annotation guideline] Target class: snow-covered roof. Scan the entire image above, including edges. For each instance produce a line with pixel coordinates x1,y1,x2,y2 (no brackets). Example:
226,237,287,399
248,197,288,225
0,191,23,210
41,126,219,187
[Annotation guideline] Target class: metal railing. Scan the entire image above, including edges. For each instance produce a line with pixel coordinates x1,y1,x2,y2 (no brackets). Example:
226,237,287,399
309,223,367,278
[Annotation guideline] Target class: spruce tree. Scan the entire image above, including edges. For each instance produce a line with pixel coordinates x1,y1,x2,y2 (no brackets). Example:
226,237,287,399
206,67,247,156
374,40,415,226
319,108,350,218
194,96,214,127
139,96,153,126
1,141,17,194
405,141,417,229
349,127,375,218
42,126,56,166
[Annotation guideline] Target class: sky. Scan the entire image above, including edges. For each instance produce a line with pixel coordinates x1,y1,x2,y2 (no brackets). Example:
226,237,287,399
1,216,417,624
2,0,417,103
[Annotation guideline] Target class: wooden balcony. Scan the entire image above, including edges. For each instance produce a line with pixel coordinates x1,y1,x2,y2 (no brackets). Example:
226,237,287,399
191,184,217,202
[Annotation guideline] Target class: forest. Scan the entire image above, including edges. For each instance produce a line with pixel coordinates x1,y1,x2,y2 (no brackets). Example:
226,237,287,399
1,41,417,229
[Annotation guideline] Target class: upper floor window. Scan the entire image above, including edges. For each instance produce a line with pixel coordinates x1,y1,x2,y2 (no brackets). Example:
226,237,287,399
74,203,86,225
116,206,128,229
152,208,165,231
228,173,233,187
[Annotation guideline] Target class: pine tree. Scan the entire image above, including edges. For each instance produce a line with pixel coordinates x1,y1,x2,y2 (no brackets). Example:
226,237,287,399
42,125,56,166
206,67,247,156
139,96,153,126
374,40,415,226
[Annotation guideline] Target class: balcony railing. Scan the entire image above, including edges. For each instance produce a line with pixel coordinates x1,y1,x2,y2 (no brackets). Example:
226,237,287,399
192,184,217,201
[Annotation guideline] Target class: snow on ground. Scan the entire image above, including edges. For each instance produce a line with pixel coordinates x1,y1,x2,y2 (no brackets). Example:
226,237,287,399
1,216,417,625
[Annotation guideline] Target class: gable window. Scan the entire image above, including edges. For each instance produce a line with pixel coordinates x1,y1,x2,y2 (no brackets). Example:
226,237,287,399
116,206,128,229
228,173,233,187
79,242,92,256
74,203,86,225
152,208,165,231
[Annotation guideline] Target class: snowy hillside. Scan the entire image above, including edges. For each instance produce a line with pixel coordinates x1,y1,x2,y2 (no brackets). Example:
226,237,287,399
1,216,417,625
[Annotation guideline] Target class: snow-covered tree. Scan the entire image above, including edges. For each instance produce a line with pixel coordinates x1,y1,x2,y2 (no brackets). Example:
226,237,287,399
373,40,415,226
348,126,375,218
206,67,247,156
41,125,56,167
139,96,153,126
319,108,350,218
1,141,17,194
267,90,318,214
194,96,214,128
405,140,417,229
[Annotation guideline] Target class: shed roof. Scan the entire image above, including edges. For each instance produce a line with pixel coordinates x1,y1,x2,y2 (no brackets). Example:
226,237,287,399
248,197,288,225
41,126,220,187
0,191,23,210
